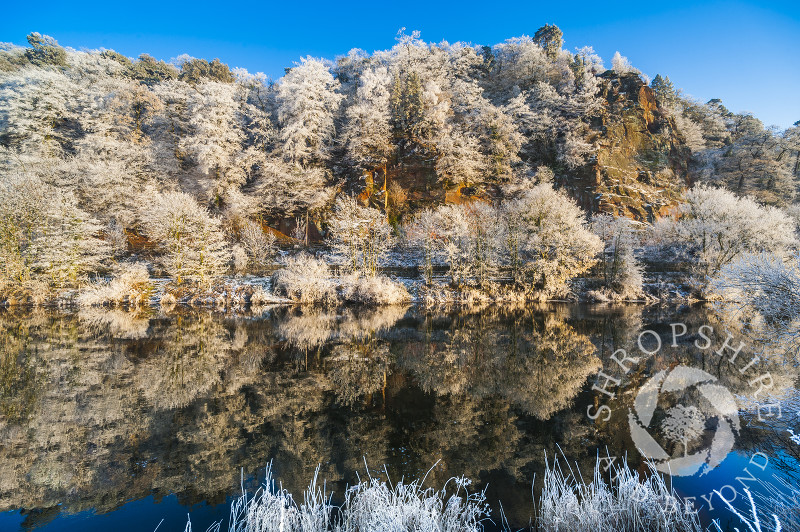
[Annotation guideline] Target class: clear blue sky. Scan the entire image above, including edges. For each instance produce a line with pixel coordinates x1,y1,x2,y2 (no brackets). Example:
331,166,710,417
2,0,799,128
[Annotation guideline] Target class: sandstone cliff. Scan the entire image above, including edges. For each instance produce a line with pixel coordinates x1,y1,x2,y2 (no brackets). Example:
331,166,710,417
356,72,692,223
575,71,691,220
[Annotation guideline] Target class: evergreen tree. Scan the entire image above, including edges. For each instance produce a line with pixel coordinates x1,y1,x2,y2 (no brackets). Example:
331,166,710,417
25,33,67,67
650,74,678,107
532,24,563,59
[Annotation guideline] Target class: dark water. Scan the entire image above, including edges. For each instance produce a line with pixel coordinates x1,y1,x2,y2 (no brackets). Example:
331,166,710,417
0,303,797,531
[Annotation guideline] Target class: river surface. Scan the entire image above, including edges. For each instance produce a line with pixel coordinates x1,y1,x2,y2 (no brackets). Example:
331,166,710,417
0,303,797,531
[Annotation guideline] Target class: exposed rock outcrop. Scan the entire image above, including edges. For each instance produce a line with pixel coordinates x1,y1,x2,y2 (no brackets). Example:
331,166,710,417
565,72,691,220
354,72,692,222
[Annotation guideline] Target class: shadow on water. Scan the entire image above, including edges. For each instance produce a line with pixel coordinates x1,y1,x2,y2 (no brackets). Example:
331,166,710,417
0,303,797,530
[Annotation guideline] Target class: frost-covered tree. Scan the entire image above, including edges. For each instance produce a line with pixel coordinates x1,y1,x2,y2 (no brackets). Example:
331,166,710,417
405,202,502,286
255,159,334,219
0,175,109,290
276,57,343,167
66,78,163,228
125,54,178,85
501,184,602,295
673,111,707,152
712,117,795,205
591,214,644,299
655,185,798,278
434,124,486,188
139,190,229,286
24,33,67,67
504,72,601,172
180,81,248,200
489,36,553,96
238,219,276,273
0,67,81,157
404,208,440,284
408,204,473,286
343,66,394,205
178,57,235,84
327,197,393,277
611,52,640,75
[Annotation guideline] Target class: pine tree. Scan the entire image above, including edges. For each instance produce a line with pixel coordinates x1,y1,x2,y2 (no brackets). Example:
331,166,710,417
532,24,563,59
650,74,678,107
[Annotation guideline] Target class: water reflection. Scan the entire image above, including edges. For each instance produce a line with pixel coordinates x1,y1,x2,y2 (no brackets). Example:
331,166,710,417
395,309,600,420
0,304,796,530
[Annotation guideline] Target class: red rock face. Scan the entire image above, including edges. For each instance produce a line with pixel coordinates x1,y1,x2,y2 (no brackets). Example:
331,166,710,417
355,72,692,222
566,72,692,221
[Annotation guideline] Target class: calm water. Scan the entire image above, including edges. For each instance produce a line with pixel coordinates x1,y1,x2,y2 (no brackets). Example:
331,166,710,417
0,303,797,531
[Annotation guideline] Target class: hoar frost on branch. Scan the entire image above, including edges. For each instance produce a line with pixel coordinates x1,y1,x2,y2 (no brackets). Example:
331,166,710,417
327,197,393,277
138,190,229,287
654,185,797,280
711,252,800,356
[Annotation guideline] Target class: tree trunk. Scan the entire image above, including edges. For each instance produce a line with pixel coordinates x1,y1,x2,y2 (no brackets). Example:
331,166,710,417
383,166,389,216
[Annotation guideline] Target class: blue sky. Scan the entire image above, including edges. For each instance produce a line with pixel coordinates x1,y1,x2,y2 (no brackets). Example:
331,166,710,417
2,0,799,128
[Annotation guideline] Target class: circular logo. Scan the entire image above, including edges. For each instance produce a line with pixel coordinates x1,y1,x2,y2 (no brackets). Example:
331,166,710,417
628,365,741,476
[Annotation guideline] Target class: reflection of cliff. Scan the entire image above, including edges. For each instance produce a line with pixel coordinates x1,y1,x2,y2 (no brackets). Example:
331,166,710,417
396,310,600,420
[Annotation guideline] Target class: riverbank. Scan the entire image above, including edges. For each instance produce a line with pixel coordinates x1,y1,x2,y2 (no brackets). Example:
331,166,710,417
0,261,695,311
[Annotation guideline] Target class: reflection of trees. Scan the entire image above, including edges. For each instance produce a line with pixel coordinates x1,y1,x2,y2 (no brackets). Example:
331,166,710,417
327,341,391,406
277,305,409,353
585,304,800,498
10,304,791,532
0,307,409,517
411,396,523,482
397,309,600,420
737,388,800,486
711,299,800,366
136,314,231,409
78,308,152,339
278,308,336,351
277,306,406,407
0,317,46,423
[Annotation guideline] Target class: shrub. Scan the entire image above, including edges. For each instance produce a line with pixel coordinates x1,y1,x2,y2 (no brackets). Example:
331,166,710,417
77,262,153,308
271,254,338,305
250,285,278,306
159,291,177,309
339,274,411,305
